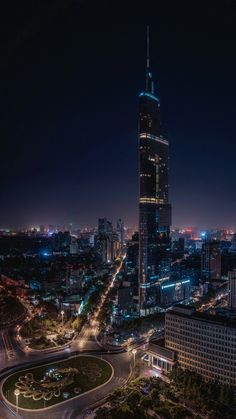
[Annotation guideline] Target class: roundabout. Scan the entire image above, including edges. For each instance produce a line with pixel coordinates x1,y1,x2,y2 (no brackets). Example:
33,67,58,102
1,355,113,410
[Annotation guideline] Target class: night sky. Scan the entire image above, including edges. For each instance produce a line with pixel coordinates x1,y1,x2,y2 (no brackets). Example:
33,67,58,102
1,1,236,229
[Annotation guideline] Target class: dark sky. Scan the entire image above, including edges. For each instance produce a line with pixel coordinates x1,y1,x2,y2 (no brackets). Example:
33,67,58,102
1,0,236,230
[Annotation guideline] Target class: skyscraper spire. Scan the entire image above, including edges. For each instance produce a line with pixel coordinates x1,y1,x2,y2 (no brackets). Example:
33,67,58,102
146,25,154,94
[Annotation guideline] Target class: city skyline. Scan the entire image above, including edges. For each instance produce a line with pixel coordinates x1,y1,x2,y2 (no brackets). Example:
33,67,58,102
1,1,236,229
1,3,236,418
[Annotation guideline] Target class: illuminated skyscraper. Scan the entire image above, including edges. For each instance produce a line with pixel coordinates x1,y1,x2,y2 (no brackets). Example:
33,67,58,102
139,28,171,315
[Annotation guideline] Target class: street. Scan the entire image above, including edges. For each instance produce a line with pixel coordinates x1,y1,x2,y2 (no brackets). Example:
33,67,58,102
0,260,132,419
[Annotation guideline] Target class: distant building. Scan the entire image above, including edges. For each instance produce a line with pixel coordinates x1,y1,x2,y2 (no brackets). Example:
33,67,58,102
221,253,236,276
98,218,113,235
172,238,185,255
89,234,95,247
171,229,180,242
51,231,71,251
201,240,221,282
117,218,125,245
194,240,203,251
48,224,56,234
117,283,134,312
77,230,94,250
95,234,109,263
96,219,120,263
111,232,120,260
126,232,139,274
70,238,79,255
61,294,82,315
40,225,45,234
231,234,236,251
66,264,84,292
228,270,236,312
199,282,209,296
146,305,236,387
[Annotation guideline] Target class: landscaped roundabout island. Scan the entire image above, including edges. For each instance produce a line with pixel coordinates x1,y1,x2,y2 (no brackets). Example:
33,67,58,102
2,355,113,410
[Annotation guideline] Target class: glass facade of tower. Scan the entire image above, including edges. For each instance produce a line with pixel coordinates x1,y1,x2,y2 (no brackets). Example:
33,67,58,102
139,74,171,315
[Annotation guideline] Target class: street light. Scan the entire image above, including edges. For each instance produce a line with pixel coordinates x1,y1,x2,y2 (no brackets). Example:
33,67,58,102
61,310,65,328
132,348,137,369
14,388,20,418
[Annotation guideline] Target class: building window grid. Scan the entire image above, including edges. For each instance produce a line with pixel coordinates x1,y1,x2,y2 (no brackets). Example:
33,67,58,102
165,314,236,386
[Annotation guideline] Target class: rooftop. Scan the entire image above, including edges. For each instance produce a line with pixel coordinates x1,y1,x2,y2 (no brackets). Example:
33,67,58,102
168,304,236,328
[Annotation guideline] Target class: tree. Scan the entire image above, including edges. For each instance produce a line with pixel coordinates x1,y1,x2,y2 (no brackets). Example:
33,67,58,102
95,407,112,419
149,388,160,406
119,402,147,419
126,389,141,406
140,395,153,412
169,405,192,419
219,384,235,405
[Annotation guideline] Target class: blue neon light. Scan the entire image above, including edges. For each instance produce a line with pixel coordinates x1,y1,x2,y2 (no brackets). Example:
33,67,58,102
162,283,175,289
139,92,159,102
150,275,160,280
161,279,190,289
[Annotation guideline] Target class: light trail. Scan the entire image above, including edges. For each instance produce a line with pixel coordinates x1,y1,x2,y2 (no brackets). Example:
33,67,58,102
77,259,123,348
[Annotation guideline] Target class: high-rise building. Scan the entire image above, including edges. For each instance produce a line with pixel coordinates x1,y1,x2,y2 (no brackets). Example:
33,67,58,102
201,240,221,282
51,231,71,251
98,218,113,235
95,234,112,263
117,218,125,245
110,232,121,260
126,232,139,274
228,270,236,312
70,237,79,255
139,28,171,315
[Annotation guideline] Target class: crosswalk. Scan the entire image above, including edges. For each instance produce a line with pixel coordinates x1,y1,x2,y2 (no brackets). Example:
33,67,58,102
113,376,126,385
